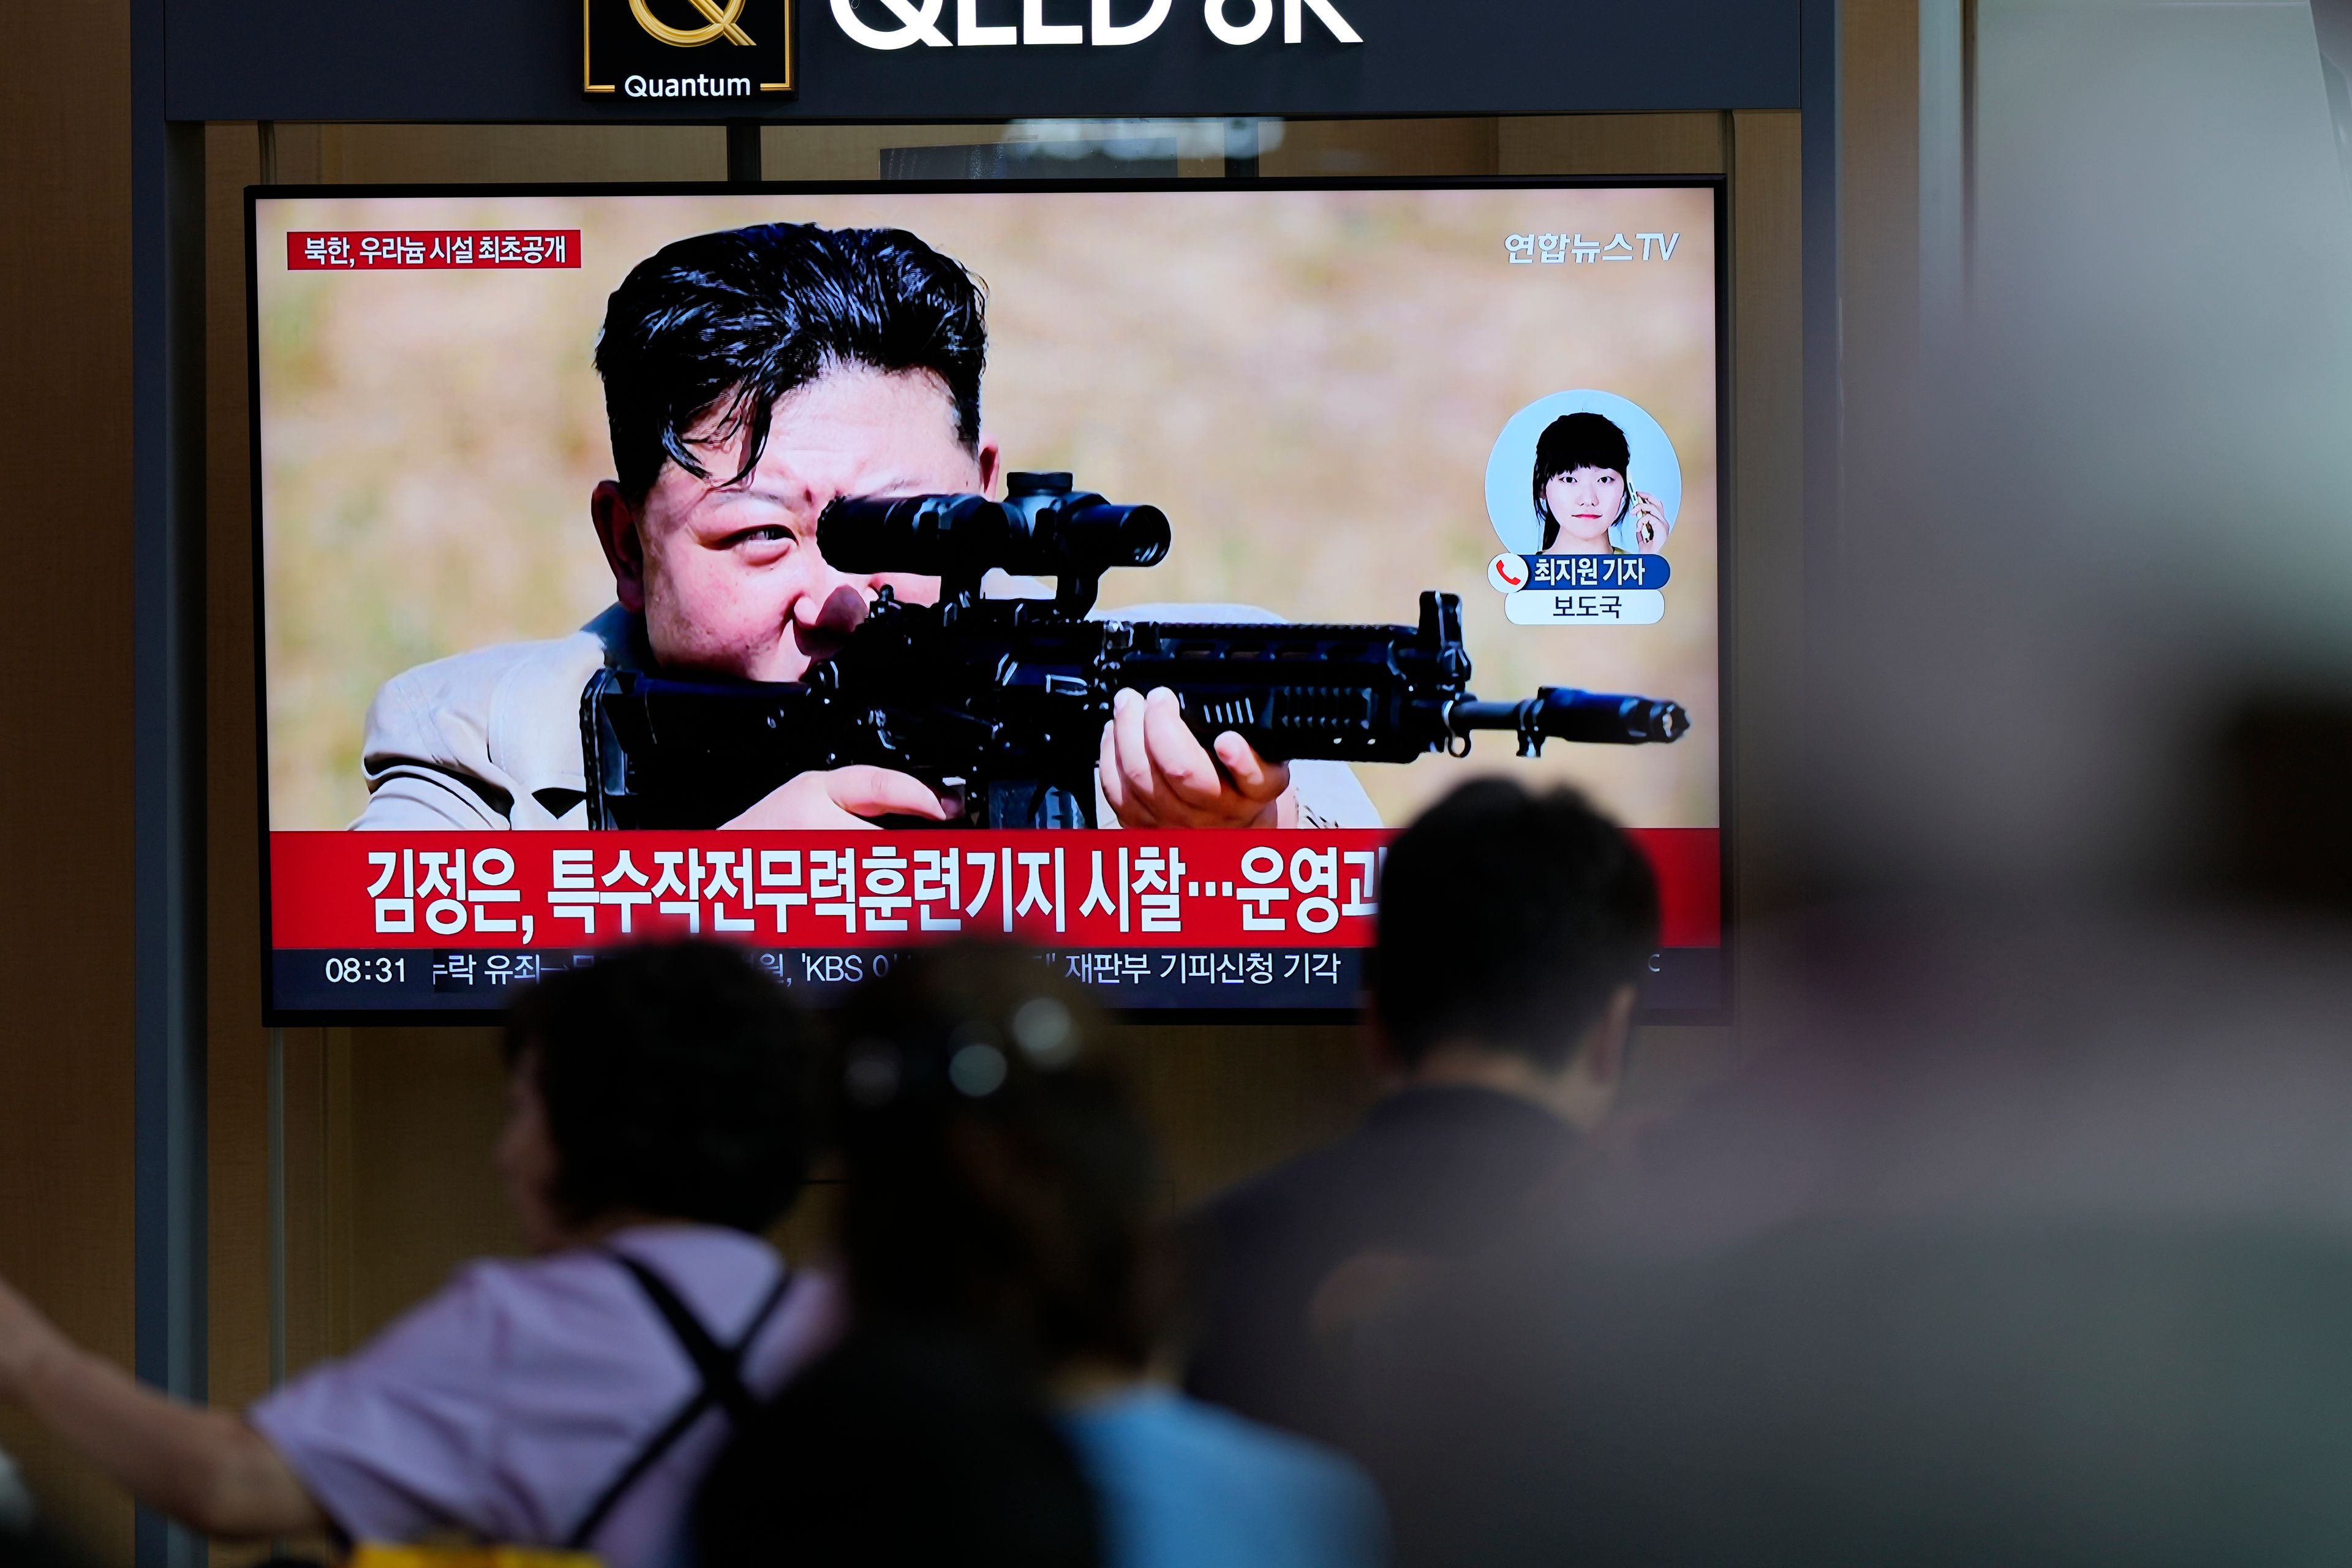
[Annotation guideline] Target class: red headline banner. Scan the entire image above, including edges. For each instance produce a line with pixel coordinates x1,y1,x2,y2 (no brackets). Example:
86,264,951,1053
270,829,1719,951
286,231,581,270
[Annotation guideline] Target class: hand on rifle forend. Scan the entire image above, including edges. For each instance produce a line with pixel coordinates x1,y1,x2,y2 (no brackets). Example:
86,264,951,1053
1098,687,1297,829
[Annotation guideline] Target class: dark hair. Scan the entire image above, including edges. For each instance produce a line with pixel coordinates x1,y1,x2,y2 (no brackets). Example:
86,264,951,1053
502,941,815,1233
1531,412,1632,550
696,1328,1101,1568
594,222,989,502
1372,779,1659,1069
829,944,1162,1373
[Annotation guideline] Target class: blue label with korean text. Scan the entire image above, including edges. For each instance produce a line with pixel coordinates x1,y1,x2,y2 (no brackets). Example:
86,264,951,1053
1513,553,1670,590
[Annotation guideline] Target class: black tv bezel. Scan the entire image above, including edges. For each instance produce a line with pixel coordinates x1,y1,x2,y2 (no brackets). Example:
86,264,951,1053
246,173,1733,1027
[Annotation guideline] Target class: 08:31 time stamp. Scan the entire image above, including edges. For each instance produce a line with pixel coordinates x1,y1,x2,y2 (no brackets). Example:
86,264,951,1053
323,956,409,984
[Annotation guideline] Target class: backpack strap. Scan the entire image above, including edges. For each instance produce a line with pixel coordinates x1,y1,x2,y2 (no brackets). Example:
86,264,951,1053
564,1251,792,1551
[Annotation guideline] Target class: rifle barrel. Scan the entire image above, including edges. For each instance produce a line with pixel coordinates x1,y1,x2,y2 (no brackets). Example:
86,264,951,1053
1453,687,1689,747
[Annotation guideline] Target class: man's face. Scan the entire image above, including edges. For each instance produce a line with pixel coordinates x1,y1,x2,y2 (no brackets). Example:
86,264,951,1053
594,363,998,682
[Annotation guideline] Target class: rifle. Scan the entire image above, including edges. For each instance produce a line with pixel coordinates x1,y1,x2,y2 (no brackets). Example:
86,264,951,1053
582,472,1688,830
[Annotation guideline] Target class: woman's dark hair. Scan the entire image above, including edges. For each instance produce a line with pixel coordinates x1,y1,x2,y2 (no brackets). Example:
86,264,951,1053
595,222,989,502
828,944,1162,1374
502,940,815,1233
1531,412,1632,549
697,1329,1101,1568
1373,779,1659,1069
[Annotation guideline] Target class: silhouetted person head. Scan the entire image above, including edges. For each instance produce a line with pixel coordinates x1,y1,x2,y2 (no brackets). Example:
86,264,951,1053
1373,779,1659,1129
698,945,1141,1568
826,944,1163,1376
499,940,817,1250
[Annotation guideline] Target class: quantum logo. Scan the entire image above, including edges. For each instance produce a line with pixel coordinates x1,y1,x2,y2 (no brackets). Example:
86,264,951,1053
827,0,1360,49
584,0,794,97
629,0,757,45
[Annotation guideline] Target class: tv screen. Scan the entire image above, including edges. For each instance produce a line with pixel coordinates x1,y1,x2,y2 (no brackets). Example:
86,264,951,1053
251,179,1724,1020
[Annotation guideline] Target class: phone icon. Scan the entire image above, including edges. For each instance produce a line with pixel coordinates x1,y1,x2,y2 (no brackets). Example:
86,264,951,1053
1488,553,1528,594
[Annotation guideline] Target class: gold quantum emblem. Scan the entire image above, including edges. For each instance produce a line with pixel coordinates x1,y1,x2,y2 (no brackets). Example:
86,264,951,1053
628,0,755,45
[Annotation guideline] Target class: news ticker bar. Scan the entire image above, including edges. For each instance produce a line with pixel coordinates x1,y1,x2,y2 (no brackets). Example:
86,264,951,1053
271,946,1725,1016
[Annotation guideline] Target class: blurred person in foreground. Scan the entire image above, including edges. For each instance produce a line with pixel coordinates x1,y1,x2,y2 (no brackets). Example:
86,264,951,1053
1354,889,2352,1566
1182,778,1657,1447
696,1315,1102,1568
0,943,832,1567
700,944,1386,1568
1357,12,2352,1563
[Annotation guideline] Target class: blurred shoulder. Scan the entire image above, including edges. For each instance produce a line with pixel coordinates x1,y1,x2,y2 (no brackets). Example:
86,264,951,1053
1074,1387,1377,1498
1199,1117,1373,1235
1067,1390,1387,1559
368,1246,640,1347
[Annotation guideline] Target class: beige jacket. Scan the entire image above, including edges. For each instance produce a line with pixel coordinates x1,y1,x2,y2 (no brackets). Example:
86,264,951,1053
353,604,1382,830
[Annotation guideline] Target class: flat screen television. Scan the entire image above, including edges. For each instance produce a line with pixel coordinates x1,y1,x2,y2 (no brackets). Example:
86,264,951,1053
250,178,1725,1021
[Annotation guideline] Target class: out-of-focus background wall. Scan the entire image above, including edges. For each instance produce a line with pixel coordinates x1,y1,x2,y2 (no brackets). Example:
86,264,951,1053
255,187,1721,831
1823,0,2352,900
0,0,135,1559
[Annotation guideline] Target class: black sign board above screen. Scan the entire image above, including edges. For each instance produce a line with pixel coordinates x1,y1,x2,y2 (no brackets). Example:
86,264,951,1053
586,0,795,101
166,0,1800,121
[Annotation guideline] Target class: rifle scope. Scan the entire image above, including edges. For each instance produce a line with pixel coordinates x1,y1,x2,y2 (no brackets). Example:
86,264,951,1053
820,471,1170,584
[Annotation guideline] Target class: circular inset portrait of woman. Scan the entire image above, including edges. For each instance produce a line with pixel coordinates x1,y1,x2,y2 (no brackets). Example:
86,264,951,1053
1485,390,1683,556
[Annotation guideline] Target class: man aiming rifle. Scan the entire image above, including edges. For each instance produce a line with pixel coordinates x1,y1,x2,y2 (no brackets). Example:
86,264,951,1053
354,221,1378,832
354,222,1684,834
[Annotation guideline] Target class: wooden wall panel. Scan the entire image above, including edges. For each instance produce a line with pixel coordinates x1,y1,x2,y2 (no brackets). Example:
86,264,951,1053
1842,0,1923,372
1727,110,1807,946
290,125,725,185
283,1029,352,1379
1128,1025,1382,1210
1839,0,1923,606
0,0,138,1558
1499,112,1727,175
1262,118,1500,176
766,124,1023,181
762,123,1231,179
337,1030,521,1344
